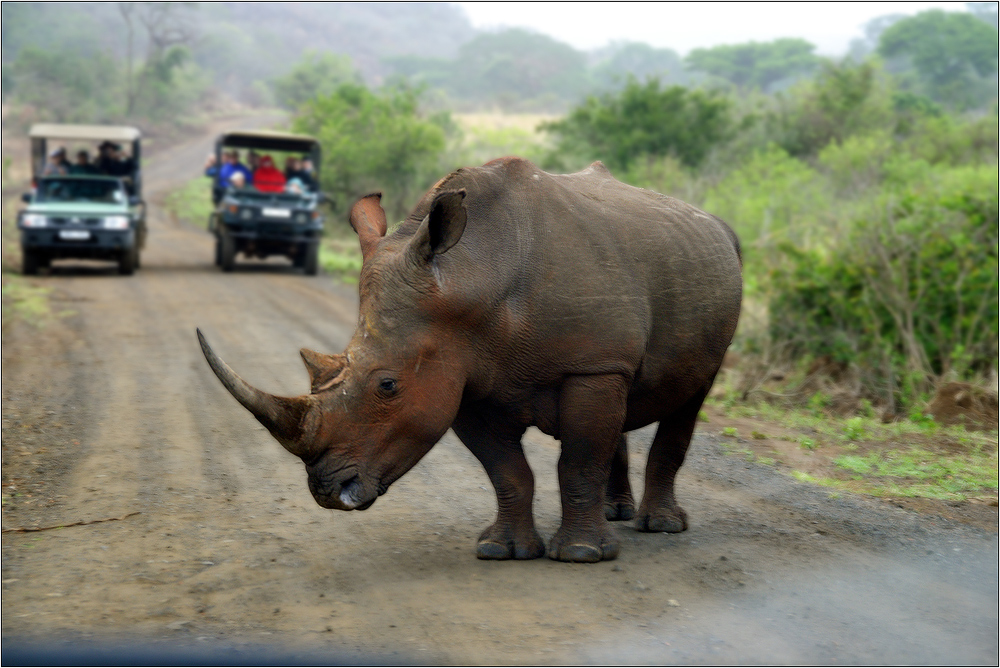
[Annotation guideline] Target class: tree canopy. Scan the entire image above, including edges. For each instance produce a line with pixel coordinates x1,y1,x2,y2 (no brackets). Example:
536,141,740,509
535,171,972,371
542,78,732,172
877,9,999,110
685,38,821,92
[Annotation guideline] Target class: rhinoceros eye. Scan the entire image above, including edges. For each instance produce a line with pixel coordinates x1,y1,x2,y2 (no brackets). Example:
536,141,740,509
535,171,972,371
378,378,398,395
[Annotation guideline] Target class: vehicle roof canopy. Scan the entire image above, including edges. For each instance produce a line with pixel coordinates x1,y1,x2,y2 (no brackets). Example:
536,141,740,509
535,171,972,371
218,130,319,153
29,124,142,142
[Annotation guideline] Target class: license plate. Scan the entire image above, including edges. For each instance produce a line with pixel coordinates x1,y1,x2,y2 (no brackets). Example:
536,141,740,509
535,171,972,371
59,230,91,241
262,207,291,218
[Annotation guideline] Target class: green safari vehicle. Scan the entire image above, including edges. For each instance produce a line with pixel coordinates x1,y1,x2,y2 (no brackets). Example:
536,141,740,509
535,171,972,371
18,124,147,276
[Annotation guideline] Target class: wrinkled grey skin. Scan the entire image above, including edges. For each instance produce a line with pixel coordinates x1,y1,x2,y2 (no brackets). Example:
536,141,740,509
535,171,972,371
199,157,742,562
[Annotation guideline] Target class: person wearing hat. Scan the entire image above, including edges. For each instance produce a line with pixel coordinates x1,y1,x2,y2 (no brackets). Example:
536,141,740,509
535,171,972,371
96,141,118,175
42,147,69,176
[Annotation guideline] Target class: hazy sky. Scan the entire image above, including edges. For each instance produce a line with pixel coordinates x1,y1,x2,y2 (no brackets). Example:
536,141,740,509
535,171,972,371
455,2,968,55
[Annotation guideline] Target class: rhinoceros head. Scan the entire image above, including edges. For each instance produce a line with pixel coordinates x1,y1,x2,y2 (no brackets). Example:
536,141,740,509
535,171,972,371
199,190,470,511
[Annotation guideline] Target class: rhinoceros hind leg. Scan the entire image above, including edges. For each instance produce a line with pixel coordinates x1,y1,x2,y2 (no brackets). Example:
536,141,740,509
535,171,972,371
635,385,710,533
604,434,635,521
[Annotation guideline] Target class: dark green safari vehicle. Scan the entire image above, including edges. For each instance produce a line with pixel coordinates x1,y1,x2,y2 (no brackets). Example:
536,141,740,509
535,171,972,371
208,130,324,275
18,124,147,276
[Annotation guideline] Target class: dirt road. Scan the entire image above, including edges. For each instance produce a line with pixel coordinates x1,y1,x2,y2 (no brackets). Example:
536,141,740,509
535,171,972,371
2,121,997,665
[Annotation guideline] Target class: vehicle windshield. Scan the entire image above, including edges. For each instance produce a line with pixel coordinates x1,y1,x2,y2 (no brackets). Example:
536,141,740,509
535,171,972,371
35,178,125,204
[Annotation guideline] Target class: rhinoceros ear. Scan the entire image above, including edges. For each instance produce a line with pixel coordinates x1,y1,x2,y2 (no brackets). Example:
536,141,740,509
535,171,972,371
349,192,387,260
412,189,467,262
300,349,349,393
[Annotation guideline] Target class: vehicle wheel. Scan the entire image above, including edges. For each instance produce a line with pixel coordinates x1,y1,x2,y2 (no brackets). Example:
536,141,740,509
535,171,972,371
22,249,39,276
221,233,236,272
214,237,222,266
118,247,136,276
302,242,319,276
134,249,142,270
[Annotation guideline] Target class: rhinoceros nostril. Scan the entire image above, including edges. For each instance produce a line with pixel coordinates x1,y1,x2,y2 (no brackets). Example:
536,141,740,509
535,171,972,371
339,475,363,508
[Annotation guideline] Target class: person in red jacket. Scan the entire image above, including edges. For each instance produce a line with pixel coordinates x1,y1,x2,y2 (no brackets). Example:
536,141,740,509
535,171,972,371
253,155,286,193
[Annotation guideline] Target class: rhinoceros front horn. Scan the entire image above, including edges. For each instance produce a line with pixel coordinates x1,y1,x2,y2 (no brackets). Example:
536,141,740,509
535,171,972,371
197,328,313,456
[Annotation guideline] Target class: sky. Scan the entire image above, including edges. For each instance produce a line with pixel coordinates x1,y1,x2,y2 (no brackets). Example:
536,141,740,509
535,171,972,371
454,2,969,56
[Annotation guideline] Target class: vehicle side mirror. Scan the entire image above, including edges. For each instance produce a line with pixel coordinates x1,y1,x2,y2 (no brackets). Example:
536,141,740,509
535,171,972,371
21,193,32,203
129,196,142,206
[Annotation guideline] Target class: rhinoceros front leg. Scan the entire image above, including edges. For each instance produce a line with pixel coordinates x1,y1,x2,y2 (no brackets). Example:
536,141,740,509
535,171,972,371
549,374,629,563
452,409,545,560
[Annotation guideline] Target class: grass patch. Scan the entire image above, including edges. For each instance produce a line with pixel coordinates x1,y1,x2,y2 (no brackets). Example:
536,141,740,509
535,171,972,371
708,393,998,502
319,240,362,283
831,447,998,500
163,178,215,229
1,276,53,327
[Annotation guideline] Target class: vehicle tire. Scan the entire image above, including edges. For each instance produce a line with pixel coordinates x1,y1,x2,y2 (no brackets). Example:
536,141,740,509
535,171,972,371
214,237,222,266
302,242,319,276
134,249,142,270
220,232,236,272
22,249,39,276
118,247,136,276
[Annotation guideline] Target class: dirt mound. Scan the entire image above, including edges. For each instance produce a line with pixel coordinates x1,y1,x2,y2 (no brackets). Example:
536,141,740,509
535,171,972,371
927,382,999,430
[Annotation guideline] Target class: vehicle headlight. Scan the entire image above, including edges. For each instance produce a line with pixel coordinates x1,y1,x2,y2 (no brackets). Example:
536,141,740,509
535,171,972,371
239,208,253,221
21,213,48,228
294,212,308,224
103,215,130,230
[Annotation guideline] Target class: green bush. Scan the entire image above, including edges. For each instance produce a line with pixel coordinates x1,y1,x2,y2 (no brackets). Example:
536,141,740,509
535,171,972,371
768,164,999,407
540,77,732,172
292,82,452,223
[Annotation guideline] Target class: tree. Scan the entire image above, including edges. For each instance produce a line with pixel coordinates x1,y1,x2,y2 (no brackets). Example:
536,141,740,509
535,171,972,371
541,77,732,172
118,2,200,116
685,38,821,92
768,60,896,158
847,13,907,61
878,9,998,110
590,42,687,91
450,29,588,109
967,2,998,30
6,46,120,122
271,51,362,110
292,82,450,222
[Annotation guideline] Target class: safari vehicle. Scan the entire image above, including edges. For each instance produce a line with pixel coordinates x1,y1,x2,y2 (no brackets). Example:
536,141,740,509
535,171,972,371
18,124,146,276
209,130,324,275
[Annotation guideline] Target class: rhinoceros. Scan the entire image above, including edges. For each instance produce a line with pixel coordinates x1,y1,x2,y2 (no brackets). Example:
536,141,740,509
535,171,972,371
198,157,742,562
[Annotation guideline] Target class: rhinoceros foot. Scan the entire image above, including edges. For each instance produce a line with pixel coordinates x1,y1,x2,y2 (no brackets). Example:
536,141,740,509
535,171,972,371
475,523,545,560
547,526,620,563
634,505,688,533
604,497,636,522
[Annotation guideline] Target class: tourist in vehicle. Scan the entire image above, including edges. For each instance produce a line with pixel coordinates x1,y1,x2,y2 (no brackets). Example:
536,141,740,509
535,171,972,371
298,157,318,191
96,142,120,175
107,145,135,178
229,171,248,190
68,150,99,175
206,151,252,202
284,156,317,192
42,147,69,176
252,155,286,193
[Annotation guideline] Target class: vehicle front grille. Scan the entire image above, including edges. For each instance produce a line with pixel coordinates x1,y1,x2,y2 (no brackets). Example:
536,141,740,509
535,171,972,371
48,217,103,226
